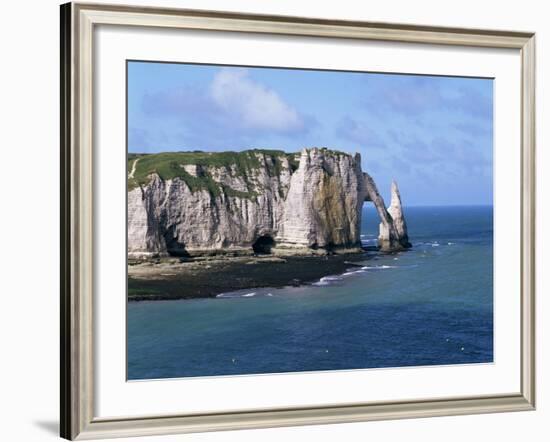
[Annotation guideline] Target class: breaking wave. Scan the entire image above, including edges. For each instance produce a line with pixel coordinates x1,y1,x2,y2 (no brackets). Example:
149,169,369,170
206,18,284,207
361,265,398,270
217,291,258,299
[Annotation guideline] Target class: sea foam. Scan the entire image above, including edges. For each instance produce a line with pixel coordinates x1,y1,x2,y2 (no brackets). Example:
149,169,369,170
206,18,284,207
361,265,398,270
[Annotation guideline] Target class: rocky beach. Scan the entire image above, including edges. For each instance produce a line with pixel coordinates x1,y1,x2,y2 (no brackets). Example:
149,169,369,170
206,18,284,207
128,251,374,300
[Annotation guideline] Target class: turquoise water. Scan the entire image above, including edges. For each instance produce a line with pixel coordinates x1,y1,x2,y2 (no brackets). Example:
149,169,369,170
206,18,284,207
127,205,493,380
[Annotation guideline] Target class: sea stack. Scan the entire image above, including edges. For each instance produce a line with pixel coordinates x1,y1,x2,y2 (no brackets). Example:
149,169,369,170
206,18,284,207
127,148,411,258
377,180,412,251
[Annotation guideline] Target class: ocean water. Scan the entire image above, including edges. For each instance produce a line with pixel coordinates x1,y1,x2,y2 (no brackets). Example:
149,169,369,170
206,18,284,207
127,205,493,380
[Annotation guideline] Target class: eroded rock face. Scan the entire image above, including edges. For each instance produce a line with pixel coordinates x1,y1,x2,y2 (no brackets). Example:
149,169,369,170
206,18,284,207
127,148,410,257
386,180,411,248
374,179,411,251
275,149,364,250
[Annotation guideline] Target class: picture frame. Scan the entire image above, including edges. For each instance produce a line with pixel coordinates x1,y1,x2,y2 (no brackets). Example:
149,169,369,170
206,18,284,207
60,2,536,440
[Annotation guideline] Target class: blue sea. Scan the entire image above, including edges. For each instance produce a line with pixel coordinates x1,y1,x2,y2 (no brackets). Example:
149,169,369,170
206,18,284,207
127,205,493,380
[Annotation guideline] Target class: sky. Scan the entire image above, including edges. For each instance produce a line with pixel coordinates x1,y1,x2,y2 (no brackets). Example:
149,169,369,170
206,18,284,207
128,61,493,206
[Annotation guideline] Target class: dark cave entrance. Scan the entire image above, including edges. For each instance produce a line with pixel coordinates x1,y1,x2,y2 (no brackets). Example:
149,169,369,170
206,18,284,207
163,226,190,257
252,235,275,254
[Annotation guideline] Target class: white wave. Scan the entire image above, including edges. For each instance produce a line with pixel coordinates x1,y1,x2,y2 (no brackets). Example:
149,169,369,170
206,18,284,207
416,241,440,247
312,275,344,286
361,265,398,270
320,275,343,282
216,291,258,298
414,241,443,247
216,292,243,299
343,269,367,277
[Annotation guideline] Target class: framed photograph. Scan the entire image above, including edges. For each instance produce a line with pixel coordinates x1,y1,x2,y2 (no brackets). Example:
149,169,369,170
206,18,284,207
60,2,535,440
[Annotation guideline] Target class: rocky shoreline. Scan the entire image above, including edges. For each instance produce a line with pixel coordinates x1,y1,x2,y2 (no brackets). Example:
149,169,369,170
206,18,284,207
128,251,375,301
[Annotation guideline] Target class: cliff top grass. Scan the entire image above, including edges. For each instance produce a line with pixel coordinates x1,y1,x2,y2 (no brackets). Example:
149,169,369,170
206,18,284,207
127,149,301,195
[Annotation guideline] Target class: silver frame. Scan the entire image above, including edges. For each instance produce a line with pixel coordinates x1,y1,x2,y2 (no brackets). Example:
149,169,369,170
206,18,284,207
60,2,536,439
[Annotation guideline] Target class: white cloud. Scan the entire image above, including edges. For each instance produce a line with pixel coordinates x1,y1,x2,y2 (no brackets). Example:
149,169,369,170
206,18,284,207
210,68,304,132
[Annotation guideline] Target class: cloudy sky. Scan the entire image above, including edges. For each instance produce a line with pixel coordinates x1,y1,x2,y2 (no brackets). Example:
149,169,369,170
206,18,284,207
128,61,493,206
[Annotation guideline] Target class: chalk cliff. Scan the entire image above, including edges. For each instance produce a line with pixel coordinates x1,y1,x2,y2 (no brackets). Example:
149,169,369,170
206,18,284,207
127,148,410,258
383,180,411,249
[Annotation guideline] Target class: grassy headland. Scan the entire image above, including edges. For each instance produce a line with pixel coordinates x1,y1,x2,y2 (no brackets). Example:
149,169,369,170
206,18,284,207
127,149,301,193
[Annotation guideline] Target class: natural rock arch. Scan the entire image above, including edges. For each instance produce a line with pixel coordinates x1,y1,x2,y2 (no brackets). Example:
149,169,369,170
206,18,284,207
362,173,411,251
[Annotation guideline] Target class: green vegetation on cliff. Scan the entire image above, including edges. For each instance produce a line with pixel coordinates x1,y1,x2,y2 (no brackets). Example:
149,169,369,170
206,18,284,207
127,149,300,197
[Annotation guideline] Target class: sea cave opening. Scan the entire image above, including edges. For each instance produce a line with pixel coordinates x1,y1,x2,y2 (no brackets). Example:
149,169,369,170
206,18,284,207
252,235,275,255
164,227,190,257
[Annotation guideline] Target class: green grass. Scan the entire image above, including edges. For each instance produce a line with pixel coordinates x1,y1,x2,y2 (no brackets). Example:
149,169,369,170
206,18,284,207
127,149,298,196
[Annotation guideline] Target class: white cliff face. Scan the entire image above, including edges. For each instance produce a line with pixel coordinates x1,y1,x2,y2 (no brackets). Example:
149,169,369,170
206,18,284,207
275,149,363,249
127,148,410,258
127,175,168,256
